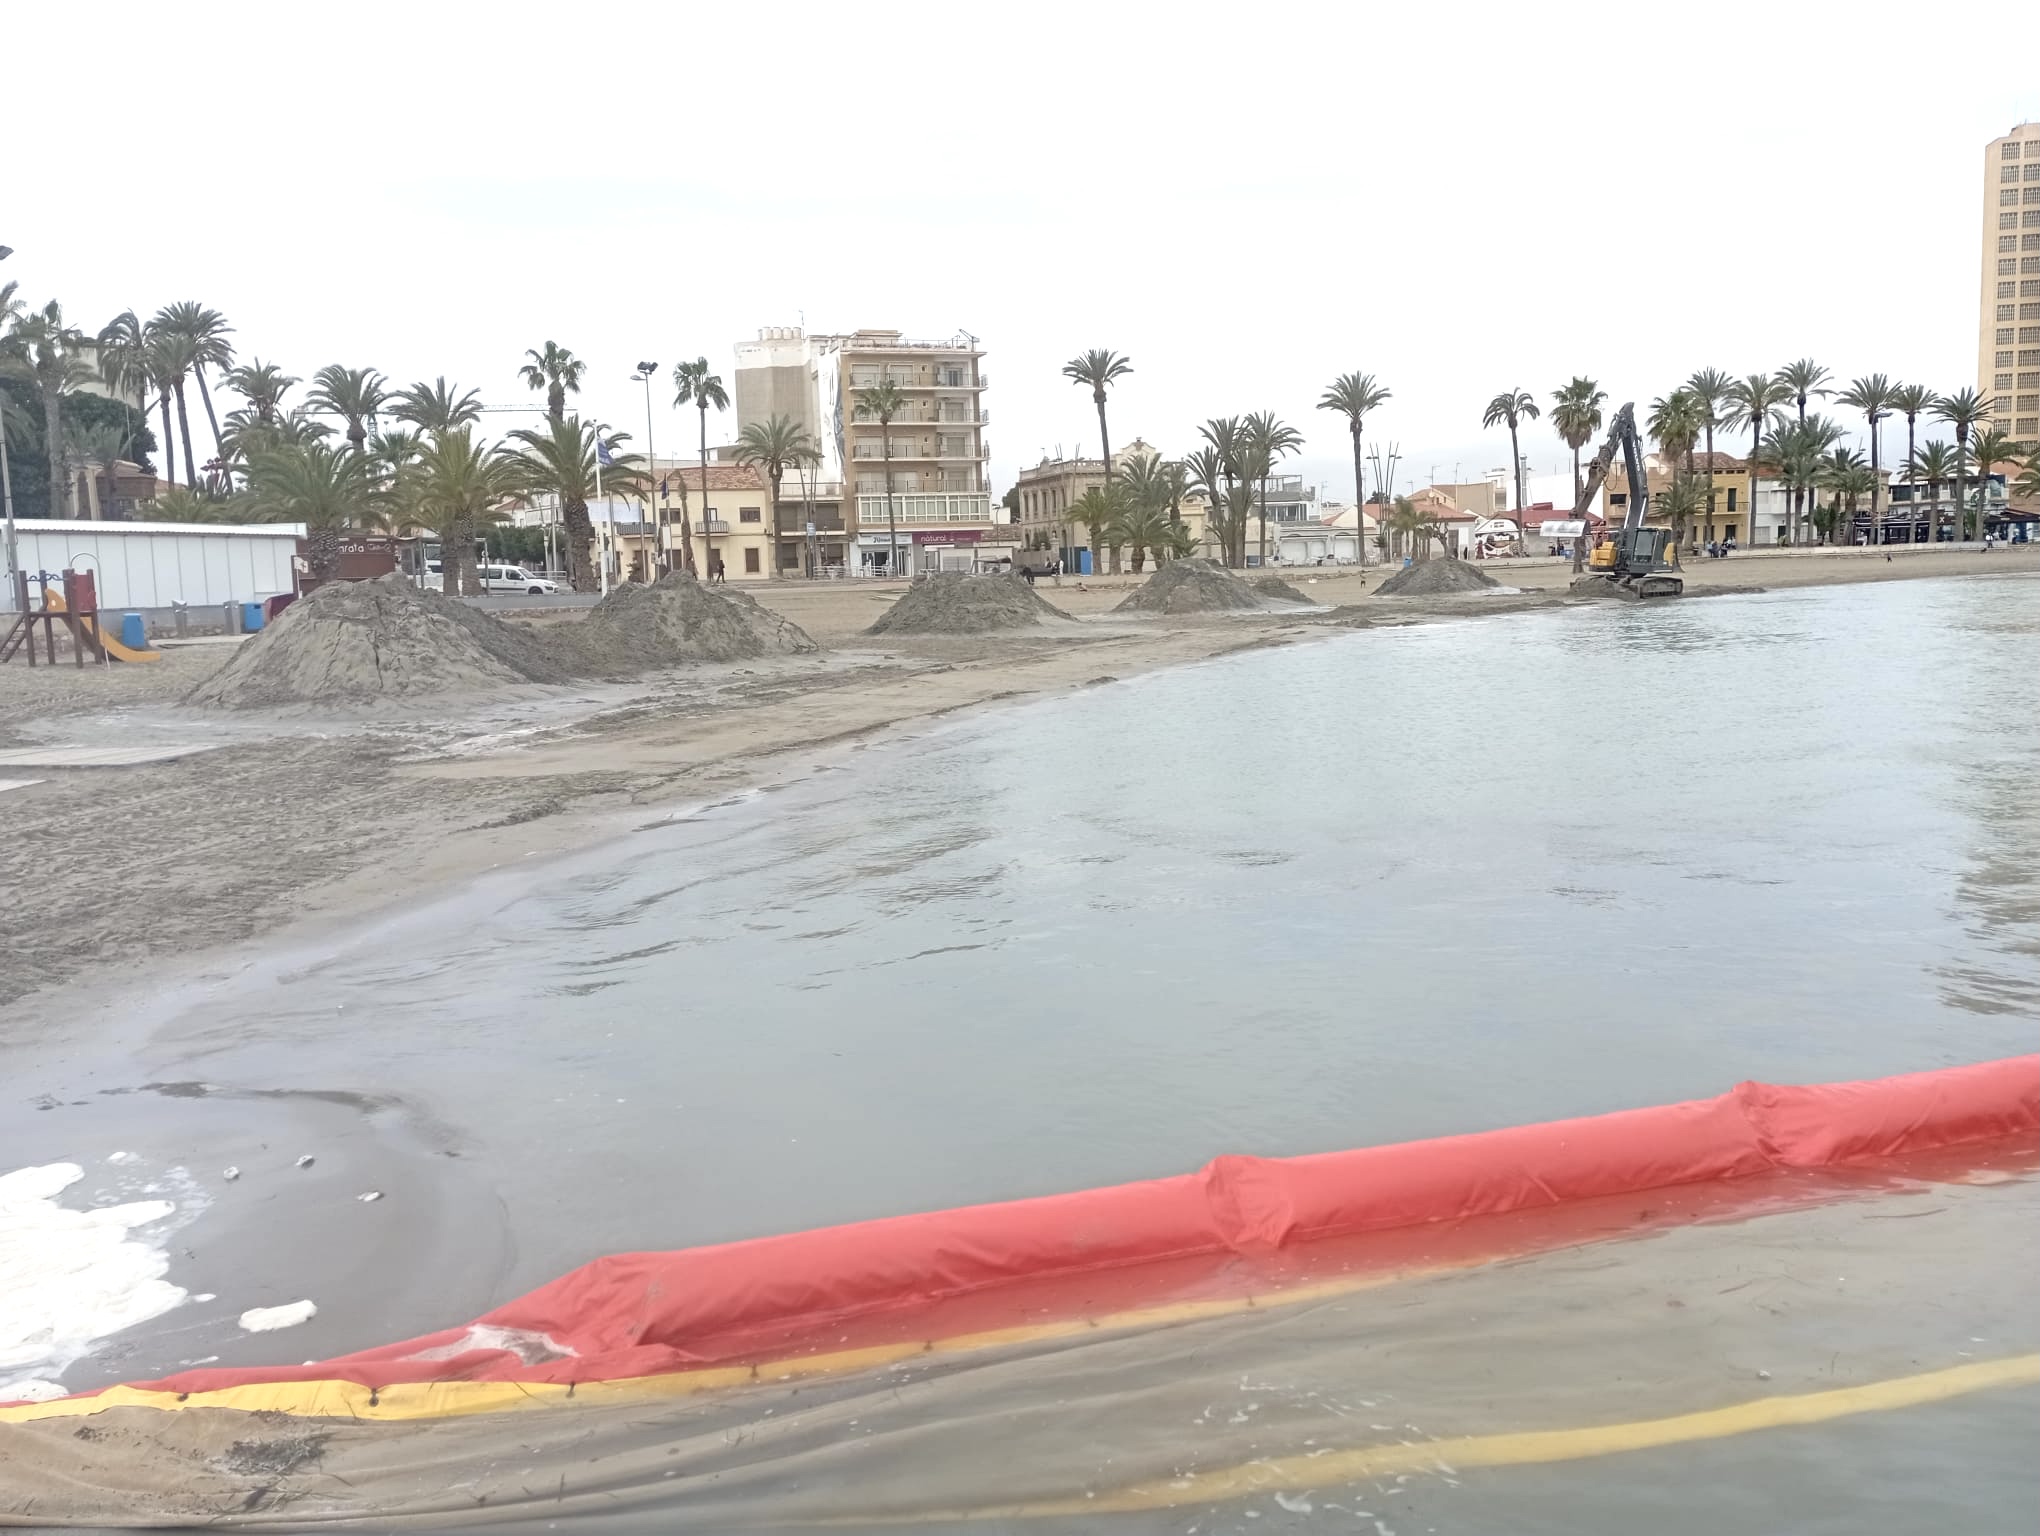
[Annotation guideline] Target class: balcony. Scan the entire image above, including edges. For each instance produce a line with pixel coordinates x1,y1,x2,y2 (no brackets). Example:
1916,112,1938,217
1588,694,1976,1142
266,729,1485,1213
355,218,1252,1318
855,492,993,526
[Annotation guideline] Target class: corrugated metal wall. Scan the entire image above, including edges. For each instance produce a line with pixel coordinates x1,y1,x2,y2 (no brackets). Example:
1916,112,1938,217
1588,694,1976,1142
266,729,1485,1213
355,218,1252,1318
11,521,305,609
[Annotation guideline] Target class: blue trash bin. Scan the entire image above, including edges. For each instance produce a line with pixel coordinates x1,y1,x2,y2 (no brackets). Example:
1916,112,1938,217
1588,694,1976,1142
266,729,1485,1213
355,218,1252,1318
120,612,146,650
241,600,266,632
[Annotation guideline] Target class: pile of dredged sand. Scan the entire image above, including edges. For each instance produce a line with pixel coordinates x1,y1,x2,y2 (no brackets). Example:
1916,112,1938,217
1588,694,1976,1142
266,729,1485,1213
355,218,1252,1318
867,572,1066,635
1251,574,1313,604
1114,559,1269,615
1374,558,1500,596
186,575,572,709
566,574,817,672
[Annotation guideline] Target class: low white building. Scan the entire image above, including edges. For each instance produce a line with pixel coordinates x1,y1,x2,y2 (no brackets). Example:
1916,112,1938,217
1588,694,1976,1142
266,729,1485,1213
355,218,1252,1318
8,519,304,611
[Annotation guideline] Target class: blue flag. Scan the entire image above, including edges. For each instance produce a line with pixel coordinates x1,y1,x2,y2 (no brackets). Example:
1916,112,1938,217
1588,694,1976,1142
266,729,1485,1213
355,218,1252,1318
596,437,615,468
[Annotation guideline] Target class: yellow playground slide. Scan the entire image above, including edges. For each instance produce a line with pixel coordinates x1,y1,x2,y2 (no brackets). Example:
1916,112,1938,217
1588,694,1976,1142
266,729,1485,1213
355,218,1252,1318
40,587,162,662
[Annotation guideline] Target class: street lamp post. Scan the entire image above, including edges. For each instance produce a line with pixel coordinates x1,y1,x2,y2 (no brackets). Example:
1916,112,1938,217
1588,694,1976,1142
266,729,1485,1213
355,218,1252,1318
632,364,659,574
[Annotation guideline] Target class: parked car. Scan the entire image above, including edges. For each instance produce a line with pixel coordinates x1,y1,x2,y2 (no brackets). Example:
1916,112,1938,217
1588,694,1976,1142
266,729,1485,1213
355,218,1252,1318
479,564,559,595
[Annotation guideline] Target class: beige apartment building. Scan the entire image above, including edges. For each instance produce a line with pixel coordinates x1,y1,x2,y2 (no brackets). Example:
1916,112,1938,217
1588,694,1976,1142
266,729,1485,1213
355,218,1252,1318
1981,123,2040,441
733,327,1001,576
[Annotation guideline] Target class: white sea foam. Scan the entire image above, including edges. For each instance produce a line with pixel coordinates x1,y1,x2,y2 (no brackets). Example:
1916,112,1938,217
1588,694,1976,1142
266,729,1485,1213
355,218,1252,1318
0,1161,191,1400
239,1300,318,1333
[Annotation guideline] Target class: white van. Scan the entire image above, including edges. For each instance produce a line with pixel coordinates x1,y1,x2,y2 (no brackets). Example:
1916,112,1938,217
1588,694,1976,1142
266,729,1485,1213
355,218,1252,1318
423,561,558,595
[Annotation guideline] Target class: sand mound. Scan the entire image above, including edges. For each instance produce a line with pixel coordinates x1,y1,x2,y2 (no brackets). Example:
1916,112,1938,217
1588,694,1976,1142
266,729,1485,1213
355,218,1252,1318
1251,575,1313,604
567,573,818,672
1374,558,1501,596
1114,559,1264,614
867,572,1065,635
186,575,573,709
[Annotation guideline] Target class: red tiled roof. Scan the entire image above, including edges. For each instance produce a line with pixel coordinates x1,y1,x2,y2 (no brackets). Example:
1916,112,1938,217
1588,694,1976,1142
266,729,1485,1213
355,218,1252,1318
664,464,765,492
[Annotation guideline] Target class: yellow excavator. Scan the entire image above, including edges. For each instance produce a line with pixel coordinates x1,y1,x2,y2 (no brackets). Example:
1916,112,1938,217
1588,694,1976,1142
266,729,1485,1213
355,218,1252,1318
1570,403,1683,600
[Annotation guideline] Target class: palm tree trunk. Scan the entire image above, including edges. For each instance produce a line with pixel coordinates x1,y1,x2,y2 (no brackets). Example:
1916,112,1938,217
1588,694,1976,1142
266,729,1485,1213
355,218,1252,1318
158,392,176,488
172,382,197,488
564,493,597,592
1509,420,1524,515
769,467,784,582
696,402,711,578
41,393,63,517
194,366,223,467
1952,434,1967,544
883,429,898,576
1867,415,1882,542
1903,418,1917,543
307,524,342,581
1702,426,1716,544
1352,425,1367,571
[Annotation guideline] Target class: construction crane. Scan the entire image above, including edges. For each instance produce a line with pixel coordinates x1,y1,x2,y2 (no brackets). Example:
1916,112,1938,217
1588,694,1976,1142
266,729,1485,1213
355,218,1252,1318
1569,403,1682,599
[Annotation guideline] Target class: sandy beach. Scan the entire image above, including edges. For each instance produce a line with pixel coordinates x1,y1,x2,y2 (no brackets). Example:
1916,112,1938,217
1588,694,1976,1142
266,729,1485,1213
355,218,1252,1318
1,543,2033,1032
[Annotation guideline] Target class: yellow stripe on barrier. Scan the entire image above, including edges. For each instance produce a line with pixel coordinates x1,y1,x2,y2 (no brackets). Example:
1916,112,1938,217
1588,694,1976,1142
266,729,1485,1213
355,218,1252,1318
0,1264,1434,1426
936,1353,2040,1521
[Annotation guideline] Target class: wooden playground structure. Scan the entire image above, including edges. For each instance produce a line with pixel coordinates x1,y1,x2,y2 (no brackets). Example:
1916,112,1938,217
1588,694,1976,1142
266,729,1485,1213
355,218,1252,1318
1,569,161,666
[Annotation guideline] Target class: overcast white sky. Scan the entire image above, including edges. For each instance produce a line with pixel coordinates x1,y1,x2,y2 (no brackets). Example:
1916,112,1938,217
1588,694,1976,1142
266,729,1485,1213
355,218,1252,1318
8,1,2037,506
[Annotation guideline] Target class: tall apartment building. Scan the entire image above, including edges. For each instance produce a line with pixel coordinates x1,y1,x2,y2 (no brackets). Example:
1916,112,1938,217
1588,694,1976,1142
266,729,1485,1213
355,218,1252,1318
733,327,998,576
1981,123,2040,441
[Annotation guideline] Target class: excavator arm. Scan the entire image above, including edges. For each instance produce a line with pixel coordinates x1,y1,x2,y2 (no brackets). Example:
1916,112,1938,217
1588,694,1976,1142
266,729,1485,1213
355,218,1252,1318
1569,402,1682,599
1572,403,1650,532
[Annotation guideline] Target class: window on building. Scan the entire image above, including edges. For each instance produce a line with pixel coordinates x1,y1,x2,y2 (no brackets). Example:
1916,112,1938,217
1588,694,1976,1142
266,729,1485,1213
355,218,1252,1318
2022,373,2040,389
744,548,760,574
2001,351,2017,366
2020,418,2040,437
2025,280,2040,295
850,366,878,387
2026,234,2040,249
2022,349,2040,365
739,506,762,523
2025,304,2040,319
1726,488,1737,513
2005,190,2021,206
2006,236,2022,252
1997,374,2015,390
2025,327,2040,342
2001,281,2020,296
2028,211,2040,226
2001,304,2018,320
2003,328,2020,344
2006,142,2023,158
2028,188,2040,204
2004,260,2021,275
2007,214,2024,229
2027,259,2040,273
2008,165,2024,182
2028,164,2040,181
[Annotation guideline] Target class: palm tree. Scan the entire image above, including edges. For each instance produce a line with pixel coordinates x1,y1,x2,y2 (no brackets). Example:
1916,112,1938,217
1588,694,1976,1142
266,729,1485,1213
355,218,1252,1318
60,420,132,520
506,416,637,593
1240,412,1303,569
853,380,907,576
147,485,237,524
223,360,299,426
519,342,585,424
2009,453,2040,505
1549,377,1606,572
1887,384,1933,543
1963,426,2019,538
94,310,153,485
5,300,95,516
243,438,384,578
1184,446,1229,563
672,358,729,577
1069,484,1128,575
1930,388,1994,541
1652,474,1708,553
1198,417,1245,565
1761,418,1841,544
1316,372,1392,570
1685,368,1734,545
1062,350,1133,494
388,377,482,434
307,365,388,454
1907,442,1959,541
1835,375,1898,540
1723,373,1794,544
370,428,426,482
734,414,818,582
396,428,517,597
141,321,203,490
152,302,234,460
1815,447,1869,543
1776,358,1831,422
1647,389,1707,547
1481,389,1539,514
1386,495,1440,561
1117,452,1175,573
